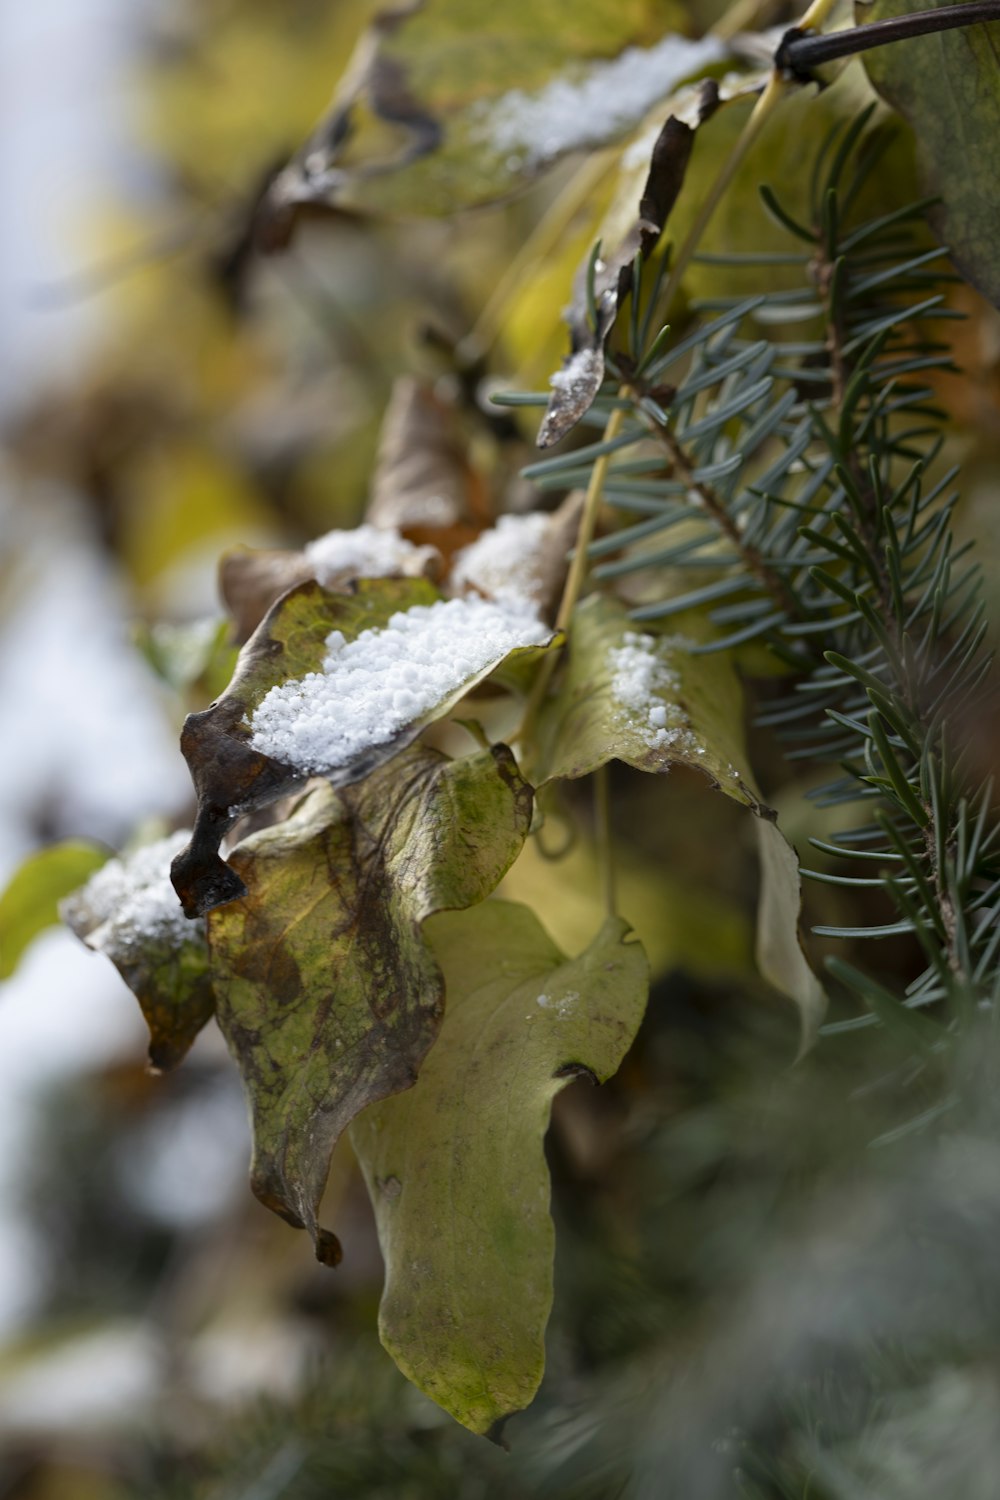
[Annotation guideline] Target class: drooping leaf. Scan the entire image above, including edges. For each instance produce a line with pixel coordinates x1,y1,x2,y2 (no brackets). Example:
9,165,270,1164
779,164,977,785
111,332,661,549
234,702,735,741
171,575,554,917
207,743,533,1265
532,593,824,1040
259,0,725,232
351,899,649,1435
0,841,109,981
859,0,1000,307
532,592,760,805
62,833,214,1071
755,819,826,1057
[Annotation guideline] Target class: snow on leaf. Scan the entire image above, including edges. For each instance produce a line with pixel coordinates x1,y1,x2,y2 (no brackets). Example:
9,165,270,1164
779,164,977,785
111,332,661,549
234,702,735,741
532,593,759,800
220,523,441,645
258,1,723,232
531,594,824,1044
171,577,555,919
351,900,648,1435
208,745,534,1266
477,35,725,167
246,596,553,775
448,494,582,622
62,833,214,1071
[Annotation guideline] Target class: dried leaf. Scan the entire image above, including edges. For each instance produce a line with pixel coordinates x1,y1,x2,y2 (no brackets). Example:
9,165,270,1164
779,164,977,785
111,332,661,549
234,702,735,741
538,82,722,448
366,377,492,558
218,550,317,646
537,73,766,447
208,745,533,1264
351,900,648,1434
220,525,441,645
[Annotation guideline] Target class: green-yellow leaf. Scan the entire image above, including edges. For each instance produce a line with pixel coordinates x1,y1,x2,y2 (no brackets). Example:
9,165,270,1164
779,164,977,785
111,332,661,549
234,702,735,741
0,842,109,980
351,899,649,1435
531,593,824,1044
859,0,1000,307
532,592,760,805
207,743,533,1264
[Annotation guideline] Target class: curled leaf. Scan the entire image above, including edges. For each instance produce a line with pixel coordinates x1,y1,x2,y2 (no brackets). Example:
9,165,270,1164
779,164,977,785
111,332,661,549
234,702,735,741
755,819,826,1057
208,744,533,1263
351,900,649,1434
537,80,724,449
532,592,760,804
62,833,214,1071
172,576,440,918
172,576,555,918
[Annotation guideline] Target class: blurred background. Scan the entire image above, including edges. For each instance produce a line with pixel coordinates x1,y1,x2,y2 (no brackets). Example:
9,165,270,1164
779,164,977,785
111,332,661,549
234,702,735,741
4,2,1000,1497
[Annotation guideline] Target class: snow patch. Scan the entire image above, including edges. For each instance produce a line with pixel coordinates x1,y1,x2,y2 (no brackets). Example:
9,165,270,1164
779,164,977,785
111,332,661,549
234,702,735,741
71,831,199,949
451,513,553,617
249,596,551,776
609,631,690,751
305,523,437,582
478,35,724,166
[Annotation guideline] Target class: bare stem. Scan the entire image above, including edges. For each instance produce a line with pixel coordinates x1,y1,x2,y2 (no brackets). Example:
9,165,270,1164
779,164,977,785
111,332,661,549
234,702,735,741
517,404,626,746
594,765,617,917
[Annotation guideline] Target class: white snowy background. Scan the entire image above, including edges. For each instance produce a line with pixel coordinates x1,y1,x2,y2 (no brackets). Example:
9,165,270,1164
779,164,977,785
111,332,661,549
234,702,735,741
0,0,256,1428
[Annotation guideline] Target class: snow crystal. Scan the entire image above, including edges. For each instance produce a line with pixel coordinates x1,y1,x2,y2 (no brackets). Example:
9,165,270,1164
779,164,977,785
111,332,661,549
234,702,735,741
479,35,724,166
74,832,199,949
549,347,603,401
608,631,689,751
248,596,551,776
451,513,554,617
305,524,437,583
